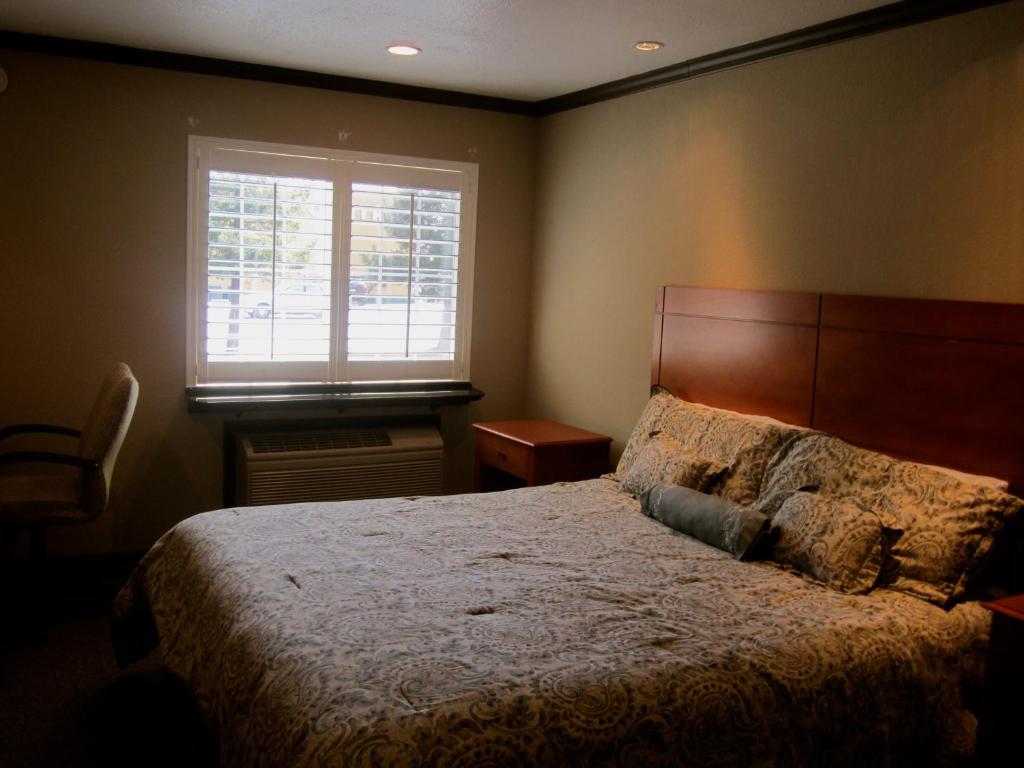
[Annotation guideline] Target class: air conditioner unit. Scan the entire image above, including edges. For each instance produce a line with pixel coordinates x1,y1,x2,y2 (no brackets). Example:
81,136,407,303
236,424,443,506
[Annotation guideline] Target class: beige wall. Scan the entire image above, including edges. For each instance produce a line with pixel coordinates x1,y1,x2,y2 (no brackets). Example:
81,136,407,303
0,51,537,555
3,4,1022,557
527,3,1024,463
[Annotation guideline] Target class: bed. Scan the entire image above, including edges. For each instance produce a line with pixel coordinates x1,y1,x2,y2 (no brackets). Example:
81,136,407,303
114,286,1024,767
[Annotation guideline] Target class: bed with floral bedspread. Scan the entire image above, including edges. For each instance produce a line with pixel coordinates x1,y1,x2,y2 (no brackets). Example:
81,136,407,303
114,476,989,767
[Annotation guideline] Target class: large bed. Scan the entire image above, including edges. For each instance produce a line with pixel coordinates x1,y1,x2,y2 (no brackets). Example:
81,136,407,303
114,287,1024,766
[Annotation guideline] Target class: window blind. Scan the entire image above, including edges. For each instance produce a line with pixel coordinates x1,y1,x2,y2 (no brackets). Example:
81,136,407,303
188,137,476,385
206,171,333,363
347,183,461,362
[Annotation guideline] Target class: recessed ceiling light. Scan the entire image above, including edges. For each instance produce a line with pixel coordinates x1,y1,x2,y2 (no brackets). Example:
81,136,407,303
634,41,664,52
387,44,421,56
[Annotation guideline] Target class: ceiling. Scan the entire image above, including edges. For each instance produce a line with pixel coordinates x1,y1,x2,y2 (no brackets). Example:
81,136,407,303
1,0,897,101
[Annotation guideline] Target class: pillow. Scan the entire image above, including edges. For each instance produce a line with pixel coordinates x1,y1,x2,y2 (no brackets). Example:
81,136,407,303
910,461,1009,493
616,388,799,506
620,433,727,497
758,432,1024,606
616,387,691,477
641,483,771,560
770,491,902,594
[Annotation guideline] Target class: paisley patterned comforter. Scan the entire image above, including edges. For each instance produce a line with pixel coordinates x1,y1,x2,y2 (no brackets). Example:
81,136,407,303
113,479,988,767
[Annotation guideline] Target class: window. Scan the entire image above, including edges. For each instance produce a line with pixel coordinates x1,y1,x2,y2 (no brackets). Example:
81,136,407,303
187,137,477,385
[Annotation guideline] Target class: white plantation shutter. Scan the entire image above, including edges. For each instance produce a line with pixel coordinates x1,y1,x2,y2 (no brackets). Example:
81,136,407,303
187,137,476,385
348,182,460,358
206,172,333,362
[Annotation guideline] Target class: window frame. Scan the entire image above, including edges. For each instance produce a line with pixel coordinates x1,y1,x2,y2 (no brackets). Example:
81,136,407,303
185,135,477,387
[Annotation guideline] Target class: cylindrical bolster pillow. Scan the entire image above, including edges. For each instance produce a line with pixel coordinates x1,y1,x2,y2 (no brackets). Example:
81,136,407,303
641,483,770,560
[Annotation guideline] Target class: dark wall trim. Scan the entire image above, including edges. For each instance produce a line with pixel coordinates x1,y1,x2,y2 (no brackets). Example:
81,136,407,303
0,0,1013,118
534,0,1014,115
0,29,536,115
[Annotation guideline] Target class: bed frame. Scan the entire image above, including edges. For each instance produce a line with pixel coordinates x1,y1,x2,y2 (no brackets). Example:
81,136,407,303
652,286,1024,496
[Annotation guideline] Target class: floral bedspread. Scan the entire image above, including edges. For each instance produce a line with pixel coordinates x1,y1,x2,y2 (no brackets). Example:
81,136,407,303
113,479,988,767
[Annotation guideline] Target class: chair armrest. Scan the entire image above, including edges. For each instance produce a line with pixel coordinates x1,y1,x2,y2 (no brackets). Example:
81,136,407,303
0,424,81,442
0,451,98,471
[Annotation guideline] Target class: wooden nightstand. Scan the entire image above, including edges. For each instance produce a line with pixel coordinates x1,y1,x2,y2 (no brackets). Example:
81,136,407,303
977,595,1024,763
472,420,612,492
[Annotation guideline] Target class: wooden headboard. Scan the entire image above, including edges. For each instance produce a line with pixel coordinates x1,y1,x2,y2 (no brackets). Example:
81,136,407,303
653,286,1024,496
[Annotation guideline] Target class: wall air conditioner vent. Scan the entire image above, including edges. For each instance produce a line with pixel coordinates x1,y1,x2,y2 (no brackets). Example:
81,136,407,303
236,424,443,506
249,429,392,454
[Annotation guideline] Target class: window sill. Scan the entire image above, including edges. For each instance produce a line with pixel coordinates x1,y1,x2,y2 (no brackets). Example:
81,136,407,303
186,381,484,414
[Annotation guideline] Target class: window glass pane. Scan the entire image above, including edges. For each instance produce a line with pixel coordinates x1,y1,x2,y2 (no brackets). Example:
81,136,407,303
206,171,333,363
348,183,460,361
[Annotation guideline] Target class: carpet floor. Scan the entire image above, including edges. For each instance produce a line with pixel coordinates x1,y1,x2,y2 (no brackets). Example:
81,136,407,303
0,616,118,768
0,553,217,768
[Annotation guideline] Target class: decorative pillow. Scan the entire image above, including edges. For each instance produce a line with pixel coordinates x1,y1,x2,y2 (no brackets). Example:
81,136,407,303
910,461,1009,492
758,432,1024,606
641,483,770,560
770,491,902,594
616,387,688,477
616,388,799,506
620,433,727,497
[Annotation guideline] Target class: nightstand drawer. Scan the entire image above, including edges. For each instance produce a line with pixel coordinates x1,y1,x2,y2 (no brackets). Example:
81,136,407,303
476,431,530,478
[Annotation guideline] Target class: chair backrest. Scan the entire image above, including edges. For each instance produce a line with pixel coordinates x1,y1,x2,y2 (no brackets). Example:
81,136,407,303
78,363,139,516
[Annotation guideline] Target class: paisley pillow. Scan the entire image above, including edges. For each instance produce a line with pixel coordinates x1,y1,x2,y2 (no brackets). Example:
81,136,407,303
616,388,799,506
759,432,1024,606
615,388,684,478
771,491,902,594
620,433,727,497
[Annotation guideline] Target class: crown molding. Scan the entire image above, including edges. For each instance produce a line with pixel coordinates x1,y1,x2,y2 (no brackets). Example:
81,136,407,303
0,1,1012,118
534,0,1013,115
0,29,536,115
